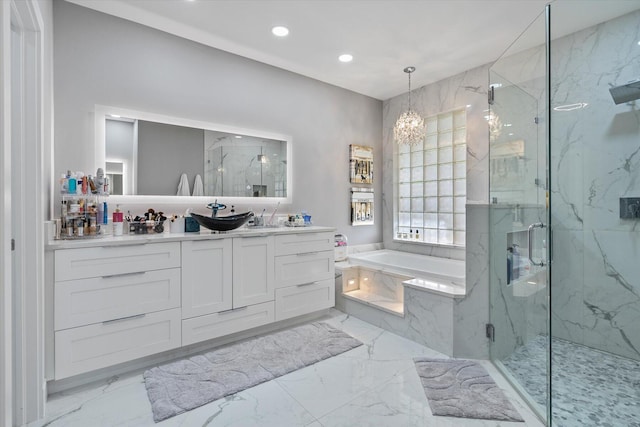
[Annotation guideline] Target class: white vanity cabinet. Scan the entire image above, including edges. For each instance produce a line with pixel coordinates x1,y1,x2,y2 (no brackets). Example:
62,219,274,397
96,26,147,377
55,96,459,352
274,232,335,321
53,242,182,379
181,235,275,346
49,227,335,381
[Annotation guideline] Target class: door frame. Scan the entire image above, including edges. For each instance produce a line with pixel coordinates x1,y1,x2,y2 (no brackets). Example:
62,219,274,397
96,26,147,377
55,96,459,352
1,0,46,424
0,1,13,422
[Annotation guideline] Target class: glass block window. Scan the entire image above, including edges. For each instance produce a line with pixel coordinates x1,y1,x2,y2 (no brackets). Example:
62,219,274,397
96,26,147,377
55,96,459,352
396,108,466,246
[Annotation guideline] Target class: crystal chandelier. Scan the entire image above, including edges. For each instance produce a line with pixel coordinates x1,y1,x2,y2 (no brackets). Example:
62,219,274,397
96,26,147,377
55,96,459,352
394,66,425,146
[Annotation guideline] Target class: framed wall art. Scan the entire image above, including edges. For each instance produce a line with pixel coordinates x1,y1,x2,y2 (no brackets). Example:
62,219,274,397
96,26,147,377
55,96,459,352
349,144,373,184
351,187,374,226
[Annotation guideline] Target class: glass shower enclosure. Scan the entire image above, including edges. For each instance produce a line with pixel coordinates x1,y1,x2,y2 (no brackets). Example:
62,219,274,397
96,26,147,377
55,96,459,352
489,2,640,426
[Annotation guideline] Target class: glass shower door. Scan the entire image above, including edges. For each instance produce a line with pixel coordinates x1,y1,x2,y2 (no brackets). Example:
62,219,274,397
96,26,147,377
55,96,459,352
488,8,549,423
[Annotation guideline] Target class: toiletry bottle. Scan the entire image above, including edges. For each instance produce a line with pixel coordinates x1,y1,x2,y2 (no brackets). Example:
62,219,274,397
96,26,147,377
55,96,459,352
512,244,520,280
507,247,513,284
60,174,68,193
97,201,104,224
415,229,420,240
103,201,108,225
88,175,97,194
67,171,76,194
76,173,83,195
95,168,104,195
113,207,123,236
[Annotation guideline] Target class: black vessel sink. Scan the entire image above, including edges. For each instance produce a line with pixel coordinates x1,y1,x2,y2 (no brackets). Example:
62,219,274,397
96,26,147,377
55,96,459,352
190,211,254,232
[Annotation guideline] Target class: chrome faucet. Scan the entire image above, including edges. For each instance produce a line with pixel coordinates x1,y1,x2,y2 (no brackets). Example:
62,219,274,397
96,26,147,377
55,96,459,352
206,200,227,218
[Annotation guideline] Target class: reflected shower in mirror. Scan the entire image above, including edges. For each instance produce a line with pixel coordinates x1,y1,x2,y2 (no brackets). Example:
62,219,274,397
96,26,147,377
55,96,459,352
98,106,291,202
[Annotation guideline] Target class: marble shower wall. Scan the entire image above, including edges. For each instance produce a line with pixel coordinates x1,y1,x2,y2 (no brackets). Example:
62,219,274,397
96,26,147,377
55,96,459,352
549,9,640,361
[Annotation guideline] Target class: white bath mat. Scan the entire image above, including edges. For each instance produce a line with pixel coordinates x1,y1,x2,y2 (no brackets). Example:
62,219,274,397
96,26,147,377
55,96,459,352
414,357,524,422
144,322,362,422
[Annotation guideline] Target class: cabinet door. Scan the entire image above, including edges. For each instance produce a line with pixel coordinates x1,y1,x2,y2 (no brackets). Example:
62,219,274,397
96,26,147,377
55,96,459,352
182,239,232,319
232,236,274,307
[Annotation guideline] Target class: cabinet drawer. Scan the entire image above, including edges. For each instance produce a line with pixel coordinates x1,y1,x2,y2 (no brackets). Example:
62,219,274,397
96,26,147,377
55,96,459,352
54,308,181,380
274,279,335,321
182,301,274,346
275,250,334,288
55,242,180,281
55,268,181,331
274,232,333,256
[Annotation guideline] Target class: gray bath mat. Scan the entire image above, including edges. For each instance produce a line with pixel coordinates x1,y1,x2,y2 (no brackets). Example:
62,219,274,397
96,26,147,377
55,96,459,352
144,322,362,422
414,358,524,422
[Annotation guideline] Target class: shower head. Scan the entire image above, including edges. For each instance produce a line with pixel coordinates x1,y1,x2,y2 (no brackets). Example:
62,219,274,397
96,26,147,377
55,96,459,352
609,79,640,104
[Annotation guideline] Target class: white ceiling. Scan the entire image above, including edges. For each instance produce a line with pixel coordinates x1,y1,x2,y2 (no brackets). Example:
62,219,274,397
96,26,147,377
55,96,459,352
66,0,640,100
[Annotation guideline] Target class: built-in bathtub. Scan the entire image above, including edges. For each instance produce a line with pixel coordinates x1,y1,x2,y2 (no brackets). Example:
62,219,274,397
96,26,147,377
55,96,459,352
347,249,465,288
336,249,466,356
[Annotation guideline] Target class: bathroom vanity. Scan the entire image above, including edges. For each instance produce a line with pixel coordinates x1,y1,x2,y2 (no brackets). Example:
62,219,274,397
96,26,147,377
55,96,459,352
46,227,335,381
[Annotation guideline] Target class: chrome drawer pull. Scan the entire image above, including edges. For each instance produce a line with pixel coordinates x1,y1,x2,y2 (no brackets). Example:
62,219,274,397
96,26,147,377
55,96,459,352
297,281,319,287
101,271,146,279
102,313,146,325
106,242,148,247
218,306,248,315
296,252,319,257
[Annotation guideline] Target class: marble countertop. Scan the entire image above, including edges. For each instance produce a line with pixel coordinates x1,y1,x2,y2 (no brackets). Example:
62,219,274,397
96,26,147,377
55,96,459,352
47,225,336,250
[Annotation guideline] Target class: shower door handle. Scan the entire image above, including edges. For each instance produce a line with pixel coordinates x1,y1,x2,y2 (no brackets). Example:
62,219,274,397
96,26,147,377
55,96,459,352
528,222,546,267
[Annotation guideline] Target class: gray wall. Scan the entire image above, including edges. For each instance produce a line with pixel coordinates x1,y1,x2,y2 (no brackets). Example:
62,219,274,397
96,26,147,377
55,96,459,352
52,0,382,244
137,120,204,195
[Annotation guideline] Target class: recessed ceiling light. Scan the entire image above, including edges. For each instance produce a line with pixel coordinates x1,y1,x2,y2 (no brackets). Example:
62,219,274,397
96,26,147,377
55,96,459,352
338,54,353,63
110,114,121,118
234,135,242,139
272,26,289,37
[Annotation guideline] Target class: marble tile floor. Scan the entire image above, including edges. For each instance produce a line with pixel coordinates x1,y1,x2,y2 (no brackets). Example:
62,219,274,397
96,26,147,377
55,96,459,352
501,335,640,427
30,309,543,427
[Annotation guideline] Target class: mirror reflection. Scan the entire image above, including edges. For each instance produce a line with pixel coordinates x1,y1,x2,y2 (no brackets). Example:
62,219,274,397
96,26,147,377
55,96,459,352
104,115,289,199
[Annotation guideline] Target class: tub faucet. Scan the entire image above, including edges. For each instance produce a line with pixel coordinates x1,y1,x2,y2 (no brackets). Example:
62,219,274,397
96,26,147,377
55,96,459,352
206,200,227,218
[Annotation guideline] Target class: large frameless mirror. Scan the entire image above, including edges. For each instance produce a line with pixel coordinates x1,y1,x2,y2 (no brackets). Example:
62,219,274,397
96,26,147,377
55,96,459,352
94,105,292,205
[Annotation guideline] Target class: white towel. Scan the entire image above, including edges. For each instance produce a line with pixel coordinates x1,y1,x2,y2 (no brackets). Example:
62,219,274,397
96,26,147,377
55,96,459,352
177,173,191,196
192,174,204,197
